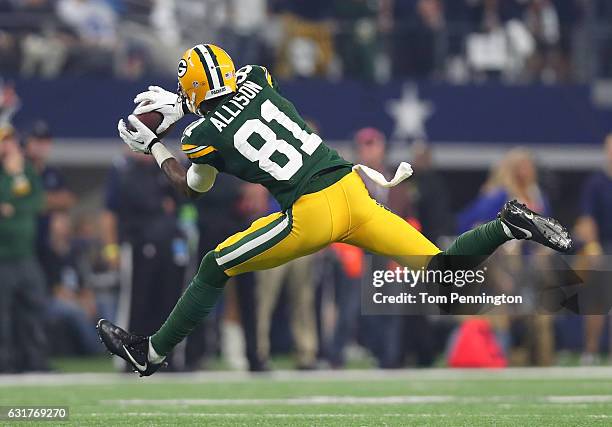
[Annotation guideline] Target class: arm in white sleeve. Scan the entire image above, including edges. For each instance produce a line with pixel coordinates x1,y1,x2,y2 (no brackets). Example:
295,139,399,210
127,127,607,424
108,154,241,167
186,163,218,193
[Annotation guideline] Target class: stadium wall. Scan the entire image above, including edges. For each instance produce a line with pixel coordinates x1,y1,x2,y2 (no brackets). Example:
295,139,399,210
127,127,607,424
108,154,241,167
12,78,612,143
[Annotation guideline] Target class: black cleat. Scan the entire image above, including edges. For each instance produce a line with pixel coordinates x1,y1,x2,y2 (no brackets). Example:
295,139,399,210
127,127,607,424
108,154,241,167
96,319,165,377
499,200,572,253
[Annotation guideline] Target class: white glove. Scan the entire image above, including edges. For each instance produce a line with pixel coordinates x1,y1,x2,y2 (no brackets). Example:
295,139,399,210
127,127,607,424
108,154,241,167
133,86,184,133
117,115,159,154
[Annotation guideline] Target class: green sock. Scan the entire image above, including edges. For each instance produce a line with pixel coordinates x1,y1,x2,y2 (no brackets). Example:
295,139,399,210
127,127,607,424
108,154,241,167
445,218,511,257
151,251,228,356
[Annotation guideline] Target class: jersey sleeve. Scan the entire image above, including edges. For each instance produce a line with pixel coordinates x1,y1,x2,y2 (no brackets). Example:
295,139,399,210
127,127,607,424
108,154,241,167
236,65,278,91
180,118,225,170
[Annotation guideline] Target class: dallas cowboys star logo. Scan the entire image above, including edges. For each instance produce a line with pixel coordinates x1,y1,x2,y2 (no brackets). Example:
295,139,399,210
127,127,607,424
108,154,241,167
386,84,434,141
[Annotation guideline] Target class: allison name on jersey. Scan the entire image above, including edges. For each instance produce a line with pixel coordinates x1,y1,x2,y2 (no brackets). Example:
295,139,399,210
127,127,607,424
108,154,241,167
181,65,352,211
208,79,265,132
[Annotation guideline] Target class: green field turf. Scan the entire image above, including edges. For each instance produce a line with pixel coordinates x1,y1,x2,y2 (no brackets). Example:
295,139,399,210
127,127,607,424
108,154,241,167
1,368,611,426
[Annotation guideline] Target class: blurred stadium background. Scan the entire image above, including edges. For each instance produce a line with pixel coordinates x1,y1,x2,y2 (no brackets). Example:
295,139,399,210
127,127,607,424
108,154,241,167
1,0,612,424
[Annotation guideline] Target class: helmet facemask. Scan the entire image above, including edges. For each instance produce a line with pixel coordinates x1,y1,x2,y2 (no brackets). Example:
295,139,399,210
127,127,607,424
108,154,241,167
177,83,202,117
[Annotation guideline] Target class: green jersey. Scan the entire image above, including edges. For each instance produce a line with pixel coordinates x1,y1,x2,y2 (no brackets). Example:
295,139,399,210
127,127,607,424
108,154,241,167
181,65,352,210
0,163,43,260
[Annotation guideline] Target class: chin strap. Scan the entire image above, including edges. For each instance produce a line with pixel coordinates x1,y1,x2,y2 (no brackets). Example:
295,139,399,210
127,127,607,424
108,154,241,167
352,162,413,188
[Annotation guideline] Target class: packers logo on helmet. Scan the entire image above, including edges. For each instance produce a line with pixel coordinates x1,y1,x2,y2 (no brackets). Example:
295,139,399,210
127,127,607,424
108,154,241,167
177,59,187,77
177,44,236,115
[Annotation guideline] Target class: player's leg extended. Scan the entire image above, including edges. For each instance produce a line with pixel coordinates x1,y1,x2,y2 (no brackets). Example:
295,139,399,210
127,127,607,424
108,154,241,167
437,200,572,266
339,171,512,268
338,171,441,266
149,192,334,359
342,192,516,269
341,200,442,268
341,172,571,269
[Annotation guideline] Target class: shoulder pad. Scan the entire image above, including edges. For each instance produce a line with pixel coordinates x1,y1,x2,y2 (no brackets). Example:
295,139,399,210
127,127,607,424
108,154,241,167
236,65,274,88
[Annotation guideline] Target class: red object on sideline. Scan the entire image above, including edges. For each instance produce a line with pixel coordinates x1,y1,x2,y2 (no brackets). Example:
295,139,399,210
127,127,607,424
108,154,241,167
448,319,507,368
330,243,364,279
405,216,422,232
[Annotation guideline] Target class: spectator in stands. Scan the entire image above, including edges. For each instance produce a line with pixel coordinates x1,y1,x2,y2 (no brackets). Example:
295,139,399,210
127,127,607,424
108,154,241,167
0,0,605,82
256,202,319,370
0,126,47,372
273,0,335,78
463,0,533,81
175,0,227,44
575,133,612,364
332,0,381,81
72,212,119,323
190,173,243,370
551,0,580,82
524,0,561,82
232,182,269,371
387,0,446,78
56,0,117,47
324,242,363,368
458,147,549,232
56,0,117,75
40,211,101,355
102,150,187,369
466,0,525,32
410,140,451,244
17,0,73,78
0,31,20,75
146,0,231,77
23,120,75,258
224,0,268,66
457,147,555,365
0,83,20,127
353,127,435,367
20,23,73,79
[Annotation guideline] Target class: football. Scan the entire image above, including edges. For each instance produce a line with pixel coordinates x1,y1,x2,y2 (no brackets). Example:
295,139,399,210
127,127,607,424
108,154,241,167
127,110,175,138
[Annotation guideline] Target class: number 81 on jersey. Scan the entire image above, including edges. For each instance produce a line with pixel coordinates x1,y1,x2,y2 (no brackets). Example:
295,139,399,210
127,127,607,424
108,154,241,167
234,99,322,181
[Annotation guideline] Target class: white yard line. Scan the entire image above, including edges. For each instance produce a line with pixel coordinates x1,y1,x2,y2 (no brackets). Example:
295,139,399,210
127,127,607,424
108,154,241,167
101,395,612,406
1,367,611,387
545,395,612,403
102,396,455,406
89,413,408,418
84,412,603,419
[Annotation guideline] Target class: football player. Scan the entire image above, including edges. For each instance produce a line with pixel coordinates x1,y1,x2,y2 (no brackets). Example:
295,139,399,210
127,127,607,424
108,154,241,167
98,44,572,376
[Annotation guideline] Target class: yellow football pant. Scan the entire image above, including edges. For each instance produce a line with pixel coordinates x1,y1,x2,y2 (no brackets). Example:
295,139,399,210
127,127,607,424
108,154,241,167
214,171,442,276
